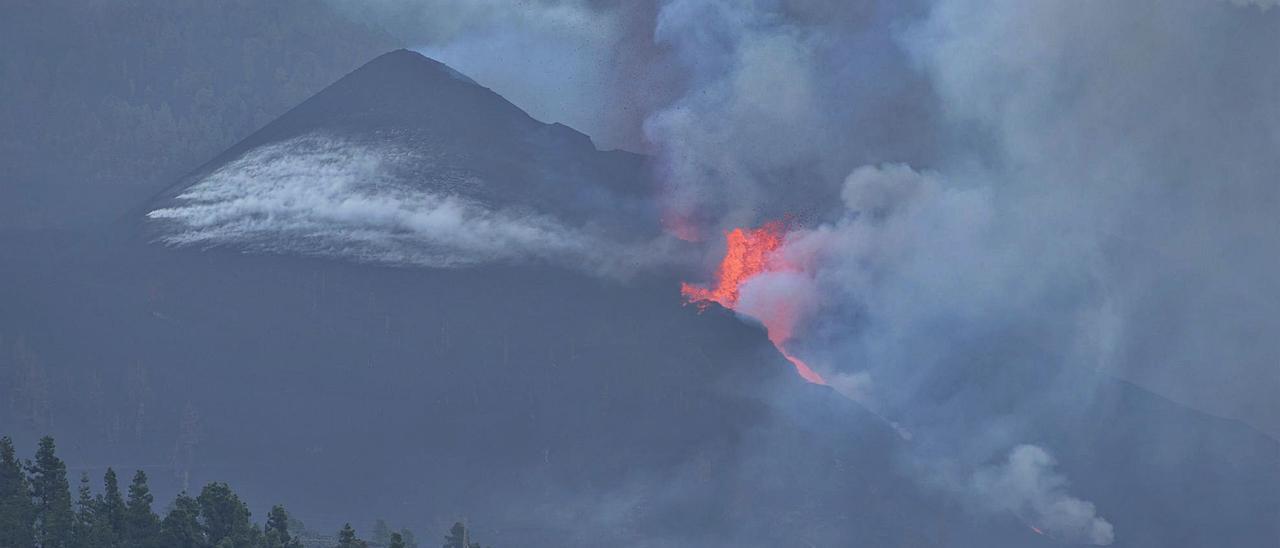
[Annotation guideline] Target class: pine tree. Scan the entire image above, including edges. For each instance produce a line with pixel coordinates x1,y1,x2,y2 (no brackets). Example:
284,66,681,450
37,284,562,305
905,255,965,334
4,435,504,548
337,522,365,548
263,504,302,548
158,492,204,548
443,522,465,548
196,482,258,547
373,518,392,545
124,470,160,547
86,500,115,548
98,467,127,544
73,472,97,548
29,436,75,548
443,522,483,548
0,436,35,547
388,531,406,548
399,528,418,548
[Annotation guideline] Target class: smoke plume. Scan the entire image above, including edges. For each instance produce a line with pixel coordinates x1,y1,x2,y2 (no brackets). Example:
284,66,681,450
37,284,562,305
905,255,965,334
971,445,1114,545
727,163,1115,542
904,0,1280,436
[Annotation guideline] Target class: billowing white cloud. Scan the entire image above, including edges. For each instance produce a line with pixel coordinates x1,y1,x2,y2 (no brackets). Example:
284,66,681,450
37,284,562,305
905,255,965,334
903,0,1280,436
971,445,1114,545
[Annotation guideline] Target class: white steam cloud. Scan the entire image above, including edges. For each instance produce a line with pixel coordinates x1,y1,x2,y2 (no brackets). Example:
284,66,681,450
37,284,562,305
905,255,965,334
971,445,1114,545
905,0,1280,436
148,135,669,277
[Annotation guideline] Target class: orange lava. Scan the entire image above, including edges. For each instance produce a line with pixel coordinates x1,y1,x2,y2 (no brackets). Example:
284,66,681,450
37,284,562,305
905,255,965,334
681,221,826,385
680,221,786,309
778,348,826,385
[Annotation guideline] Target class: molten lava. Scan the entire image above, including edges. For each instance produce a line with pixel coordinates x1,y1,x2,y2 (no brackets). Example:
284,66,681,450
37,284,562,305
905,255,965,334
681,221,826,385
680,222,785,308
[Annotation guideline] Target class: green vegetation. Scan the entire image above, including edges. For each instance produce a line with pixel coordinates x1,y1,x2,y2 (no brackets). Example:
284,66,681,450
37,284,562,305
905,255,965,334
0,436,486,548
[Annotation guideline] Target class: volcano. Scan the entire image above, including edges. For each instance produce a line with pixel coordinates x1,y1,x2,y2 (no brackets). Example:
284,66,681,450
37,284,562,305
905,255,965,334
0,50,1276,547
140,49,662,273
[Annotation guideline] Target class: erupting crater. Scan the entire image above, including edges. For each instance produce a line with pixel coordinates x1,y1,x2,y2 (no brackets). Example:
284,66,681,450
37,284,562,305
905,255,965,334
681,221,826,385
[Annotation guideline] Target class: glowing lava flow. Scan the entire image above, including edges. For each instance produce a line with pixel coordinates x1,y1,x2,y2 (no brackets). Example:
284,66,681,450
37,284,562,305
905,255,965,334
681,222,826,385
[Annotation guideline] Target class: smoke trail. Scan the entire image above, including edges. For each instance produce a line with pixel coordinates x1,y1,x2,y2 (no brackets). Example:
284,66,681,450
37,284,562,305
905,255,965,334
971,445,1114,545
148,134,676,278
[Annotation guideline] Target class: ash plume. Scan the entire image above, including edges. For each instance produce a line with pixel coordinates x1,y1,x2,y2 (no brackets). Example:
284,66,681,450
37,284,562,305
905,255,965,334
648,0,1275,541
904,0,1280,436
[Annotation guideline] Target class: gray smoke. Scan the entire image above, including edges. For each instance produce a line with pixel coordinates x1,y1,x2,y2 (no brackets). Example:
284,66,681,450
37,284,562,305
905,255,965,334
904,0,1280,437
970,445,1114,545
635,0,1277,541
643,0,940,233
738,163,1115,543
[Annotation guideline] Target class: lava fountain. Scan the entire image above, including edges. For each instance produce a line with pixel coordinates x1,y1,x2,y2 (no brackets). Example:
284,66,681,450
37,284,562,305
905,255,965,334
681,221,826,385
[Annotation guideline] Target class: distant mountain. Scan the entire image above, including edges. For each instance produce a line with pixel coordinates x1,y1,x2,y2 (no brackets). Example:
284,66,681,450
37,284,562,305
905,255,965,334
0,49,1276,547
142,50,664,274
